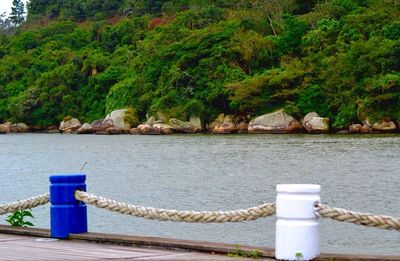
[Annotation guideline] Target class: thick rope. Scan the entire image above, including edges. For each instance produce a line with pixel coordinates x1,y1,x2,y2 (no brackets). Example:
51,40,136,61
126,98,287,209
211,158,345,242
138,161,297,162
316,203,400,230
0,193,50,215
75,191,276,223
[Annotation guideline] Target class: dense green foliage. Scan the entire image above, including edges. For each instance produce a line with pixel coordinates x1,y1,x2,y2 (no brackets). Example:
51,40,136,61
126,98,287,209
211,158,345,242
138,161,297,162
0,0,399,128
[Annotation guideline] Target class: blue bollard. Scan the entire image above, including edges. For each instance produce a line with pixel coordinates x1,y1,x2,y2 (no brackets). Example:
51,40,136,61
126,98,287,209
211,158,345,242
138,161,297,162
49,174,88,238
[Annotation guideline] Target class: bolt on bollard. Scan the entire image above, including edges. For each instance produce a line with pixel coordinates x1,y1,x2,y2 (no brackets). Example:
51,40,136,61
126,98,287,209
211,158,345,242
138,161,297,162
49,174,88,238
275,184,321,260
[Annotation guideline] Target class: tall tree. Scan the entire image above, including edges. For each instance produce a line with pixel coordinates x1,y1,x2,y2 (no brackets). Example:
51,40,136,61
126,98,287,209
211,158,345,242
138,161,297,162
10,0,25,26
0,12,13,35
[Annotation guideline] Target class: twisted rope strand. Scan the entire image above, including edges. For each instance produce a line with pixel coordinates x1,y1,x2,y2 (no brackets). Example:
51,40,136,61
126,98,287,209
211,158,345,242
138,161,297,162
316,203,400,230
75,191,276,223
0,193,50,215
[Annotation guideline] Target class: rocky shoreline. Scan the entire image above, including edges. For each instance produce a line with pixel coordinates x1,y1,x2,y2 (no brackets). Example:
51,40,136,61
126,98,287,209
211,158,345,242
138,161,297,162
1,109,399,135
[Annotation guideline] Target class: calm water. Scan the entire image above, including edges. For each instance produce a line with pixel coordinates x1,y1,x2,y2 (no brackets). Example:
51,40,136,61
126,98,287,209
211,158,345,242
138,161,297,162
0,133,399,255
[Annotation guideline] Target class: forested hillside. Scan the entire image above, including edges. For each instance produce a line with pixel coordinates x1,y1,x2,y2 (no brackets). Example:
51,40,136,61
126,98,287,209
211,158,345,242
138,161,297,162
0,0,399,128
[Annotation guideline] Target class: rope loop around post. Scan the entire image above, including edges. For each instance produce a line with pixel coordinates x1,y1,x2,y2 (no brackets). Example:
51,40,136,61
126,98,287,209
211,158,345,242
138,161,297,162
315,203,400,230
0,193,50,215
75,191,276,223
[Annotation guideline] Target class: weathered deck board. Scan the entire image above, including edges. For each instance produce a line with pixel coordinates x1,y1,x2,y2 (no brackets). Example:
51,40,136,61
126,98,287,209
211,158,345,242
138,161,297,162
1,226,400,261
0,233,262,260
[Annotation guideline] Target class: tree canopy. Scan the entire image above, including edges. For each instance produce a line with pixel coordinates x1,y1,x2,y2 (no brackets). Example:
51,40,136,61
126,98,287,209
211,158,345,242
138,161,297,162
0,0,399,128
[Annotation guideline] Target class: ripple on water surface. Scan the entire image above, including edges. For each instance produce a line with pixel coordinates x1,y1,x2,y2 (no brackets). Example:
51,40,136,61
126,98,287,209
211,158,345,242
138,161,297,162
0,133,399,255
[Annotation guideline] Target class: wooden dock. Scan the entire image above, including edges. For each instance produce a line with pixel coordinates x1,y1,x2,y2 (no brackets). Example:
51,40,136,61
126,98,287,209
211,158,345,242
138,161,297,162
1,225,400,260
0,225,274,260
0,233,262,260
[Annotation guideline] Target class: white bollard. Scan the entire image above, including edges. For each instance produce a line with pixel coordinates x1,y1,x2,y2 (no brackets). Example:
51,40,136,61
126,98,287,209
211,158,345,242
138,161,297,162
275,184,321,260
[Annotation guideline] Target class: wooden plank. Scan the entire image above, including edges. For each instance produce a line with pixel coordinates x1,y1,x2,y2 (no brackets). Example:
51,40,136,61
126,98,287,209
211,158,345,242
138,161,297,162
0,225,274,258
1,225,399,260
1,240,172,259
0,233,262,260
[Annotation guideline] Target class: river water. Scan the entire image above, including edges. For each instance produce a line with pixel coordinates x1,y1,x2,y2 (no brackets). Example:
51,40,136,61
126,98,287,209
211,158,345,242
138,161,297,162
0,133,399,255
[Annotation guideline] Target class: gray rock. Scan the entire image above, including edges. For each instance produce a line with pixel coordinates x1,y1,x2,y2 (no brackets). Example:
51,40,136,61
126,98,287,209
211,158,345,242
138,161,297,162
76,123,93,134
0,122,11,133
303,112,329,134
10,124,18,133
248,110,301,134
91,119,104,131
372,120,397,132
137,124,163,135
104,109,138,130
169,118,199,133
207,113,225,132
213,115,237,134
145,116,156,126
101,119,114,129
153,123,174,134
189,116,202,131
16,123,30,133
59,118,81,132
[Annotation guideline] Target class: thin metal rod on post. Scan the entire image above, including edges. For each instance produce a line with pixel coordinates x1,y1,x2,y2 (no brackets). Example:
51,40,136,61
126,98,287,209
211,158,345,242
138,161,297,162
275,184,321,260
49,174,88,238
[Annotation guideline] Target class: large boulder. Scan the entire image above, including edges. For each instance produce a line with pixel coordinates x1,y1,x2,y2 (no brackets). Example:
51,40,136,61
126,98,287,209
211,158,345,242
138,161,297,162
59,118,81,132
9,124,18,133
189,116,202,131
372,120,397,132
76,123,93,134
169,118,199,133
9,123,30,133
91,119,104,131
153,123,174,134
16,123,30,133
0,122,11,133
302,112,330,134
104,109,138,130
91,118,113,132
145,116,156,126
207,113,225,132
137,124,163,135
213,115,237,134
248,110,301,134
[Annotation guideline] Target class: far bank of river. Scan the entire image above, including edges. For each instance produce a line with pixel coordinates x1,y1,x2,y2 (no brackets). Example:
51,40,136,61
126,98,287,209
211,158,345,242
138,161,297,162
2,110,400,135
0,134,399,255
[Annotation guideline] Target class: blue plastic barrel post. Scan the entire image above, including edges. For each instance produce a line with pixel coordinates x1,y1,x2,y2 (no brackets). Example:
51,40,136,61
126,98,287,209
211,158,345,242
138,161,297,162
49,174,88,238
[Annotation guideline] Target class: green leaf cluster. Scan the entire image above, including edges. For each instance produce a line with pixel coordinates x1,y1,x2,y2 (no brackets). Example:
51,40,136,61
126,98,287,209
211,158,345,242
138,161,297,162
6,209,34,227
